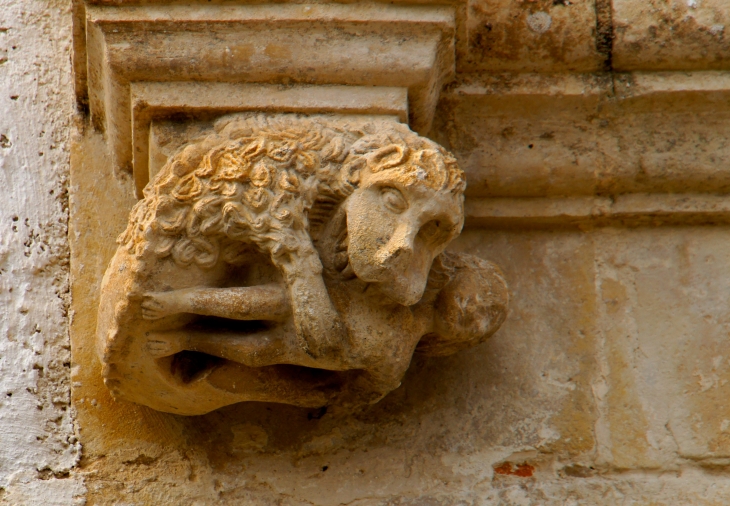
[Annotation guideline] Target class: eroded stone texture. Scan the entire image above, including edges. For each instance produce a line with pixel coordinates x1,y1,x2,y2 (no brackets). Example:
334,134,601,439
614,0,730,71
463,0,605,72
74,176,603,503
49,0,730,504
71,184,730,503
0,0,83,502
593,227,730,468
437,74,730,199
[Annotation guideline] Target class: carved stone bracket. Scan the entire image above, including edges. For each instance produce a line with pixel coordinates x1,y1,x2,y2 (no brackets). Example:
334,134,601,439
96,113,509,415
76,1,508,416
76,3,456,196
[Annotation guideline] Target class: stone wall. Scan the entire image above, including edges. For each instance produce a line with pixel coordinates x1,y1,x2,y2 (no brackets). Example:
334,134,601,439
6,0,730,504
0,0,84,503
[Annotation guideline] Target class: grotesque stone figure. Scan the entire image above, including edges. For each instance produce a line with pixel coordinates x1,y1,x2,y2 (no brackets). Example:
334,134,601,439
97,114,508,415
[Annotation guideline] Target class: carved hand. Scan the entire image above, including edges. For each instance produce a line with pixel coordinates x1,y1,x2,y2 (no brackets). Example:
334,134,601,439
140,291,189,320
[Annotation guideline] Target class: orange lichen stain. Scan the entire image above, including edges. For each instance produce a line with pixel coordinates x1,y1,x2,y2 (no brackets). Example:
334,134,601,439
493,462,535,477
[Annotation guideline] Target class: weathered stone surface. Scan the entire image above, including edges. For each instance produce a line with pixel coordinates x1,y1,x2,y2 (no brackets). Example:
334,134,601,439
69,168,730,502
0,0,84,501
614,0,730,71
72,163,599,501
7,0,730,504
593,227,730,468
437,72,730,199
463,0,605,72
93,113,508,416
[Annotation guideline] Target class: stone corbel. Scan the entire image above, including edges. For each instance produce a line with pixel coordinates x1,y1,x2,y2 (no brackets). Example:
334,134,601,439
76,2,457,197
77,1,509,416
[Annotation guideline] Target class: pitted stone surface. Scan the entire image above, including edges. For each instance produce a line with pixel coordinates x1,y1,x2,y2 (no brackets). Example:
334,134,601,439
0,0,83,502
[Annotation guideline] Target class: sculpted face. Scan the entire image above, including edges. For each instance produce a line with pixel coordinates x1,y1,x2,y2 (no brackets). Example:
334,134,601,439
345,168,464,306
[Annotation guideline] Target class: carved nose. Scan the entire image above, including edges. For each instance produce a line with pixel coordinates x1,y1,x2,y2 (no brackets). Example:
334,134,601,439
376,223,415,266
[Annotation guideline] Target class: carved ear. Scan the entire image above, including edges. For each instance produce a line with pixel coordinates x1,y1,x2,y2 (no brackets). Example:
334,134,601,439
367,144,408,172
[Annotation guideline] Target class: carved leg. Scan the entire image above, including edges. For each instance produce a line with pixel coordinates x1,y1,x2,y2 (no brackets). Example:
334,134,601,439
276,248,347,361
142,249,349,363
146,326,329,369
143,243,352,370
205,362,342,408
188,327,292,366
141,284,290,321
146,331,191,358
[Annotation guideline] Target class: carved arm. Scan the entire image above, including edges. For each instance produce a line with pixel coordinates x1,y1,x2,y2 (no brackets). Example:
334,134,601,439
267,230,348,361
141,284,290,321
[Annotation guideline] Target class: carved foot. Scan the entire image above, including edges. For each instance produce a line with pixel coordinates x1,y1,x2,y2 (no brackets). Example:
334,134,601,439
146,332,190,358
140,291,188,320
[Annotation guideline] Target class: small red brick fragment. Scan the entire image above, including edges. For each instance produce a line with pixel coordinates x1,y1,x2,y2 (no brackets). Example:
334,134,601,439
493,462,534,477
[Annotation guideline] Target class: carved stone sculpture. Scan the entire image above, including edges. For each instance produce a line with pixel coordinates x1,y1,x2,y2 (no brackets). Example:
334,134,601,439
96,114,508,415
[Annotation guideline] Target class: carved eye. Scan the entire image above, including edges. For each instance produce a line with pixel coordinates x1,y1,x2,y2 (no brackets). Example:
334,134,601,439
418,220,442,242
380,187,407,213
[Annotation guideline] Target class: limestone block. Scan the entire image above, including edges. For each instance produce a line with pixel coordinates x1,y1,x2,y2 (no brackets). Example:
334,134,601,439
438,72,730,200
593,227,730,467
463,0,605,72
449,229,599,460
614,0,730,71
465,193,730,228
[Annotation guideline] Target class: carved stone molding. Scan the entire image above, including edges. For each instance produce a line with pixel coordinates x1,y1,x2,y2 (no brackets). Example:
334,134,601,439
133,83,408,195
75,2,457,196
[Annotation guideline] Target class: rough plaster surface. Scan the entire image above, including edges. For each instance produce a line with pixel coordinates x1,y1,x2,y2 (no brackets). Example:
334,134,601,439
0,0,84,502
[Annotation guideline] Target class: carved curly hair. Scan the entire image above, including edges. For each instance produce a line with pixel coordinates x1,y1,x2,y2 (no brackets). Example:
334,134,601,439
118,113,465,270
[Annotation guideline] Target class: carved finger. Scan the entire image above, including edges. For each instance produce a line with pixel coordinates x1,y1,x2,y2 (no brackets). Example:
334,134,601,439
141,309,165,320
140,297,164,310
146,338,183,357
